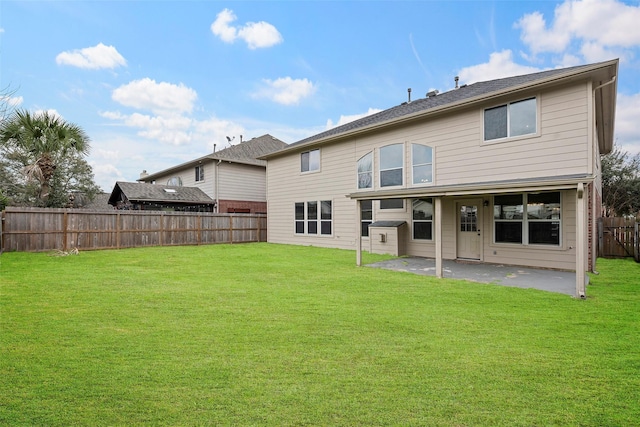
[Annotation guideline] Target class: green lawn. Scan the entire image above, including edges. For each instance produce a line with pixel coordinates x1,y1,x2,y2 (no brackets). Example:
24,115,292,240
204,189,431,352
1,243,638,426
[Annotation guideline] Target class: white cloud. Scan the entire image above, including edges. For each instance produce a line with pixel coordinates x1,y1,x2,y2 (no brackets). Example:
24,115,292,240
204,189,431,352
326,108,382,129
457,50,541,85
1,95,23,108
254,77,316,105
210,8,283,49
515,0,640,61
56,43,127,69
615,93,640,155
112,78,197,114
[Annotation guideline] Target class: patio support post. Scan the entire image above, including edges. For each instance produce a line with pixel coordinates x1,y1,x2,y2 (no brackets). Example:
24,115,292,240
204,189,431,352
435,197,443,278
576,183,586,298
356,199,362,266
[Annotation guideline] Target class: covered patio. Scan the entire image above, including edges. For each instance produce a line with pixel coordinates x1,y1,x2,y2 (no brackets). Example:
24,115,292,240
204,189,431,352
366,257,588,297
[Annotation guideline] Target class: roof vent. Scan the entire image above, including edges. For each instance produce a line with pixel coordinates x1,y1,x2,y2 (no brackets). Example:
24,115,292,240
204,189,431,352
427,90,439,98
407,88,412,103
164,188,176,193
455,76,459,89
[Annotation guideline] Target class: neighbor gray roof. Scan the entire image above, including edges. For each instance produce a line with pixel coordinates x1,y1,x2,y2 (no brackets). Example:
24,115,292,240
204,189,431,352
108,182,215,206
139,134,288,182
213,134,288,165
263,60,617,158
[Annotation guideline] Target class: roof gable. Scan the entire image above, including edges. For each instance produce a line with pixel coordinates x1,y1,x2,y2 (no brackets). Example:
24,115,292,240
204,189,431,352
140,134,288,181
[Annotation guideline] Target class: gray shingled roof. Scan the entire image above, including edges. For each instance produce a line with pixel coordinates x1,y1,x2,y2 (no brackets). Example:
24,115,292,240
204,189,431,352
108,182,215,206
139,134,288,182
273,60,616,152
213,134,288,166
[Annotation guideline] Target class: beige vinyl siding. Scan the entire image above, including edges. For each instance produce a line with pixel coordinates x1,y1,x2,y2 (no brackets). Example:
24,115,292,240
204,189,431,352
267,142,360,249
434,83,590,186
266,82,591,271
218,163,266,201
148,164,215,199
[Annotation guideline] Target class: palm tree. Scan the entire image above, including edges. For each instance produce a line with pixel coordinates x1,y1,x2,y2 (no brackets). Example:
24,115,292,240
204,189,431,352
0,110,90,205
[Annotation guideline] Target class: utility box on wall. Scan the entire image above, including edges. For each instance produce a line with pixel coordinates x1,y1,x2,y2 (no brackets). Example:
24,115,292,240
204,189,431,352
368,221,407,256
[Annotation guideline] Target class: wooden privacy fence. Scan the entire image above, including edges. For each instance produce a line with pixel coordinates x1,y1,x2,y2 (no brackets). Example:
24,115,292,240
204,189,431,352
0,207,267,253
598,217,639,262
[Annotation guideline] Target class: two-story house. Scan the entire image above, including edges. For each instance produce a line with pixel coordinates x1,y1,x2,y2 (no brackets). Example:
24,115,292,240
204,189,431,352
261,59,618,298
138,134,287,213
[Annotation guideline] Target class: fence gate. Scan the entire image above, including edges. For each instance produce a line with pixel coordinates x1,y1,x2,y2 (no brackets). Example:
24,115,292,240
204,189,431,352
598,217,638,260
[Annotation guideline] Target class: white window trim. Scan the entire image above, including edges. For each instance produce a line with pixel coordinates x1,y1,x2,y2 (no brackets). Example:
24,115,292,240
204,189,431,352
356,151,374,190
410,143,434,187
378,143,404,188
378,199,406,212
482,96,541,145
294,200,333,237
411,198,434,242
360,199,374,239
195,165,205,182
301,149,321,174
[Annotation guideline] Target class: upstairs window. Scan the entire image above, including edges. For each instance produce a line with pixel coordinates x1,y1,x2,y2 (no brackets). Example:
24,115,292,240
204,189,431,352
301,149,320,173
195,165,205,182
357,152,373,189
484,97,537,141
379,144,403,187
412,144,433,185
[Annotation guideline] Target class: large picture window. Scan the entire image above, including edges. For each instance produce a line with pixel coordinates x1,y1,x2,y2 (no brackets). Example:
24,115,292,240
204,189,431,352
294,200,332,235
379,144,403,187
412,144,433,185
494,192,560,245
301,149,320,173
357,152,373,189
484,98,537,141
412,198,433,240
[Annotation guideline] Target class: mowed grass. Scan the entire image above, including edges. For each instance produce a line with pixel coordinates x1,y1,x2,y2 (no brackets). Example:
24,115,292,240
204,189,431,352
1,243,638,426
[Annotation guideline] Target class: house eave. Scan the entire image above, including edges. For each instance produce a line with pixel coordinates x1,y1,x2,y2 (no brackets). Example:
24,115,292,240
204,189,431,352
262,59,619,160
347,174,595,200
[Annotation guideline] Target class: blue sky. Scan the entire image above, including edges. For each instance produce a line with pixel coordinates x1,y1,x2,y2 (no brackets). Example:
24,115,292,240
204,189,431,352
2,0,640,191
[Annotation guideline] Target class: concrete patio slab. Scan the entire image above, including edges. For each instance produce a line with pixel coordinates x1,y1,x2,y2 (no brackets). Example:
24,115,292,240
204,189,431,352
366,257,586,296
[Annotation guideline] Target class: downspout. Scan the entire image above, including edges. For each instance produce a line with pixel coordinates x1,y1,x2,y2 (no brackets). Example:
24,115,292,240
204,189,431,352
593,76,616,92
590,75,616,273
215,159,222,213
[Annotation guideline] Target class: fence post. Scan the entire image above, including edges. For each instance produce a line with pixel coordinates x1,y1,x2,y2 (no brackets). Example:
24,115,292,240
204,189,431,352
116,212,121,249
63,210,69,251
229,215,233,244
635,221,639,262
0,210,4,254
597,217,603,258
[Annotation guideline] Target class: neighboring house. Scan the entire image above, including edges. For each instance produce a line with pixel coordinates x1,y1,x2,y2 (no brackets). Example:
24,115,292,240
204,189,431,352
137,134,287,214
262,59,619,298
108,181,216,212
